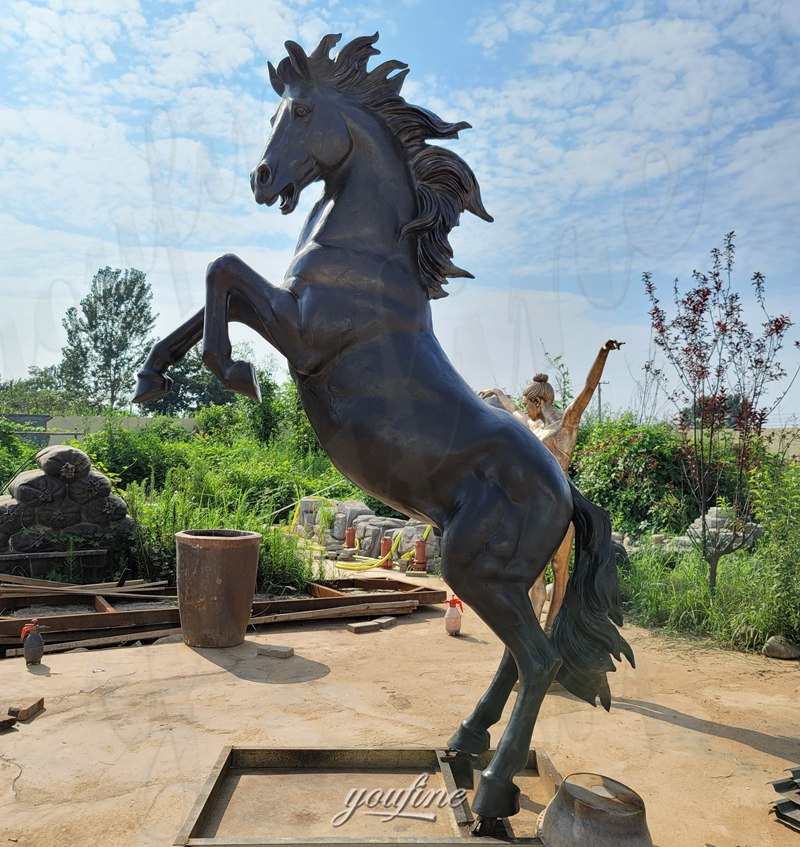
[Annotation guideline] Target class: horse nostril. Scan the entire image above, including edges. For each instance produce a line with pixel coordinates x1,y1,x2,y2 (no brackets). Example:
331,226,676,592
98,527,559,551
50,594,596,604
256,163,272,186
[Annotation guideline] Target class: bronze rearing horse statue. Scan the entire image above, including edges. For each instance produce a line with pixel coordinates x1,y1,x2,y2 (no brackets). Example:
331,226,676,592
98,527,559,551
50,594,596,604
133,33,633,834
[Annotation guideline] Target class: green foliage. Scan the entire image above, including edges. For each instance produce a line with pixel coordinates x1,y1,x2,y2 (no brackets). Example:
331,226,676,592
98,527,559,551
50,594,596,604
0,365,93,415
621,454,800,648
124,468,321,593
61,266,156,410
748,459,800,642
259,527,318,596
142,347,236,416
572,413,694,535
541,345,574,410
0,420,37,490
79,416,194,488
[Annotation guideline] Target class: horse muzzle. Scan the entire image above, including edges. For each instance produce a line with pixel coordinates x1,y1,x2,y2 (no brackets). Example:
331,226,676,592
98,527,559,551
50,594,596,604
251,162,300,215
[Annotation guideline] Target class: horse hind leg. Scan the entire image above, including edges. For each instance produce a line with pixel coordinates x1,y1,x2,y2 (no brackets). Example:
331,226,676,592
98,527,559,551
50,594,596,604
452,578,560,827
441,508,563,827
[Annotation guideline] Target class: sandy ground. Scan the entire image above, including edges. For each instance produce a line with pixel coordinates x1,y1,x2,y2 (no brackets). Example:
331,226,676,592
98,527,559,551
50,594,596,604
1,572,798,847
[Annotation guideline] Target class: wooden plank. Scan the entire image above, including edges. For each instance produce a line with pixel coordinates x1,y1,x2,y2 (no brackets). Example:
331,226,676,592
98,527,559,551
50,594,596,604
0,588,175,609
5,629,183,657
0,716,17,732
0,578,439,641
249,600,418,626
305,581,348,598
8,697,44,721
0,573,159,590
94,595,116,614
0,586,177,602
0,606,180,638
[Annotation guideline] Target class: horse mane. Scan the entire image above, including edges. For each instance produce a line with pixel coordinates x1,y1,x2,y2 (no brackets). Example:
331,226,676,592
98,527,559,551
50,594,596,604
269,33,494,299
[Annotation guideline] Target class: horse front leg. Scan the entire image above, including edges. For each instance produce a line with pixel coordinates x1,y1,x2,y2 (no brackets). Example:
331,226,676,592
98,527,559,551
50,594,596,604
201,253,302,400
133,308,205,403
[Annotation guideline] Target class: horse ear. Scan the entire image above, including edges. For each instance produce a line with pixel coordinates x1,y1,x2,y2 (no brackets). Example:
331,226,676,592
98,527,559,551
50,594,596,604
284,40,311,81
268,62,285,96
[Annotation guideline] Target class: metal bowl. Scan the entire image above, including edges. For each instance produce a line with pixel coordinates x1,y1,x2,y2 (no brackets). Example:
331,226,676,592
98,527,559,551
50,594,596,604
538,773,652,847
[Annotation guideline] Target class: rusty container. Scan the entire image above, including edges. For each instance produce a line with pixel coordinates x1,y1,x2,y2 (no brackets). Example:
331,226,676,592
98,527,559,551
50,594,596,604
345,526,356,548
175,529,262,648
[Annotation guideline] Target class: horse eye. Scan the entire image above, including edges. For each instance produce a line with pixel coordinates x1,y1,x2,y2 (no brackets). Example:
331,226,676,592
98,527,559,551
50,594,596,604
293,104,310,119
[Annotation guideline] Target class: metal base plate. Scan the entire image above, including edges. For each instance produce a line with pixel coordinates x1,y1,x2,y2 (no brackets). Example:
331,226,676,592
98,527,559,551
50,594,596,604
175,746,562,846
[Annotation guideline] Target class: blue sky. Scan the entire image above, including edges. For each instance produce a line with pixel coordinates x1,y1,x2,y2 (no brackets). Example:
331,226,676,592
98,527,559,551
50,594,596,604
1,0,799,420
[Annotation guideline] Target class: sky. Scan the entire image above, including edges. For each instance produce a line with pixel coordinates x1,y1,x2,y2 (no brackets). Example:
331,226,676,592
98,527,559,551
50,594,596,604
1,0,799,421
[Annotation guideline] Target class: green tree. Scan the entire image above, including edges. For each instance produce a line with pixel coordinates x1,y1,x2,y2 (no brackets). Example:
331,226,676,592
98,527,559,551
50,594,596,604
0,365,92,415
645,233,797,593
61,267,157,411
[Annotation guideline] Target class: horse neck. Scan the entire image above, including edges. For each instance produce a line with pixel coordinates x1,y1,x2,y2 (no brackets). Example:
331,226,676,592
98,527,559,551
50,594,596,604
314,112,418,266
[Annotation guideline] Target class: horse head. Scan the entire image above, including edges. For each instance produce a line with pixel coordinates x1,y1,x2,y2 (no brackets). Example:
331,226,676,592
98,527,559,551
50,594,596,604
251,37,355,214
252,32,494,299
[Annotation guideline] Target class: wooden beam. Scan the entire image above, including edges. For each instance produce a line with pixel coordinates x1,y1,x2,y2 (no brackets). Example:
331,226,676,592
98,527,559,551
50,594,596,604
249,599,418,626
93,595,116,614
5,629,183,657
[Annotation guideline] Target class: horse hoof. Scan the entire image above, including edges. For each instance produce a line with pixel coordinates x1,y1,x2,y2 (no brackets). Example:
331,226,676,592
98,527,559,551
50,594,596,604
469,816,500,838
225,360,261,401
472,770,520,819
447,721,490,755
132,372,173,403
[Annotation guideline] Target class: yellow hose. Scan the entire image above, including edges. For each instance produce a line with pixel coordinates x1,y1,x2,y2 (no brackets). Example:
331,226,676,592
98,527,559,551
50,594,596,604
335,525,432,571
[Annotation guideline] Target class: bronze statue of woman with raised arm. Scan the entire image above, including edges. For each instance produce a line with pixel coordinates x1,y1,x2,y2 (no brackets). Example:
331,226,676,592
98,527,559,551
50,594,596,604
481,339,623,633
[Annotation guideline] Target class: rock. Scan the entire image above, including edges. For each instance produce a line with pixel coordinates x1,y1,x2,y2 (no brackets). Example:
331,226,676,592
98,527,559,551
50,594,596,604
650,534,666,545
353,516,406,558
129,640,143,647
338,547,358,560
153,634,184,645
611,541,629,567
347,620,381,634
396,520,441,560
257,644,294,658
68,647,90,653
762,635,800,660
331,500,374,540
610,531,624,545
293,497,339,534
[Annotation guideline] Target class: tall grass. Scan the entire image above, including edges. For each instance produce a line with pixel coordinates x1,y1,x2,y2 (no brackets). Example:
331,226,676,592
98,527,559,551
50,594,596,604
125,479,322,593
621,541,798,649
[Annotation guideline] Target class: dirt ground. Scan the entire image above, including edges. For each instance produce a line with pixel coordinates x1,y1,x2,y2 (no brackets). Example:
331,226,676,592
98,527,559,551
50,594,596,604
1,572,798,847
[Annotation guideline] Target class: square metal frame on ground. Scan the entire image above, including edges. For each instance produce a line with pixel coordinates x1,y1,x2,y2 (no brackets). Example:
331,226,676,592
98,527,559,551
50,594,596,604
175,746,562,846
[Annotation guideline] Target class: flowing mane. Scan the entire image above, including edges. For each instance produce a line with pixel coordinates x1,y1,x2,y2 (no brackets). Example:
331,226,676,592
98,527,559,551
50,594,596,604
269,32,493,299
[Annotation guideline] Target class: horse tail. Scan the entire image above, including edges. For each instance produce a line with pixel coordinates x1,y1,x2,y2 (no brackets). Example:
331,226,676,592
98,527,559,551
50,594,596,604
551,480,635,711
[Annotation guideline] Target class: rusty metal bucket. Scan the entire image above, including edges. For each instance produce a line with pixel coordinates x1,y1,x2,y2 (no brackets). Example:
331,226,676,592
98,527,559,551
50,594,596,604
539,773,652,847
175,529,262,648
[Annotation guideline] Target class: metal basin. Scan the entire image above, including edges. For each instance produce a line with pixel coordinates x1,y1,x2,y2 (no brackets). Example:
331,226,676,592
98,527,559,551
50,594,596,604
539,772,652,847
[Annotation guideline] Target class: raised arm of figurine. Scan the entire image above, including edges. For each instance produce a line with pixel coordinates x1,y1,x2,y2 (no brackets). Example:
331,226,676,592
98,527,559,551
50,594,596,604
562,339,624,428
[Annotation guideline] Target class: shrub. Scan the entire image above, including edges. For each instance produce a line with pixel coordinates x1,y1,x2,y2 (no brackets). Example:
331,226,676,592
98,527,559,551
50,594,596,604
0,420,37,489
79,416,194,488
572,414,694,535
748,458,800,642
